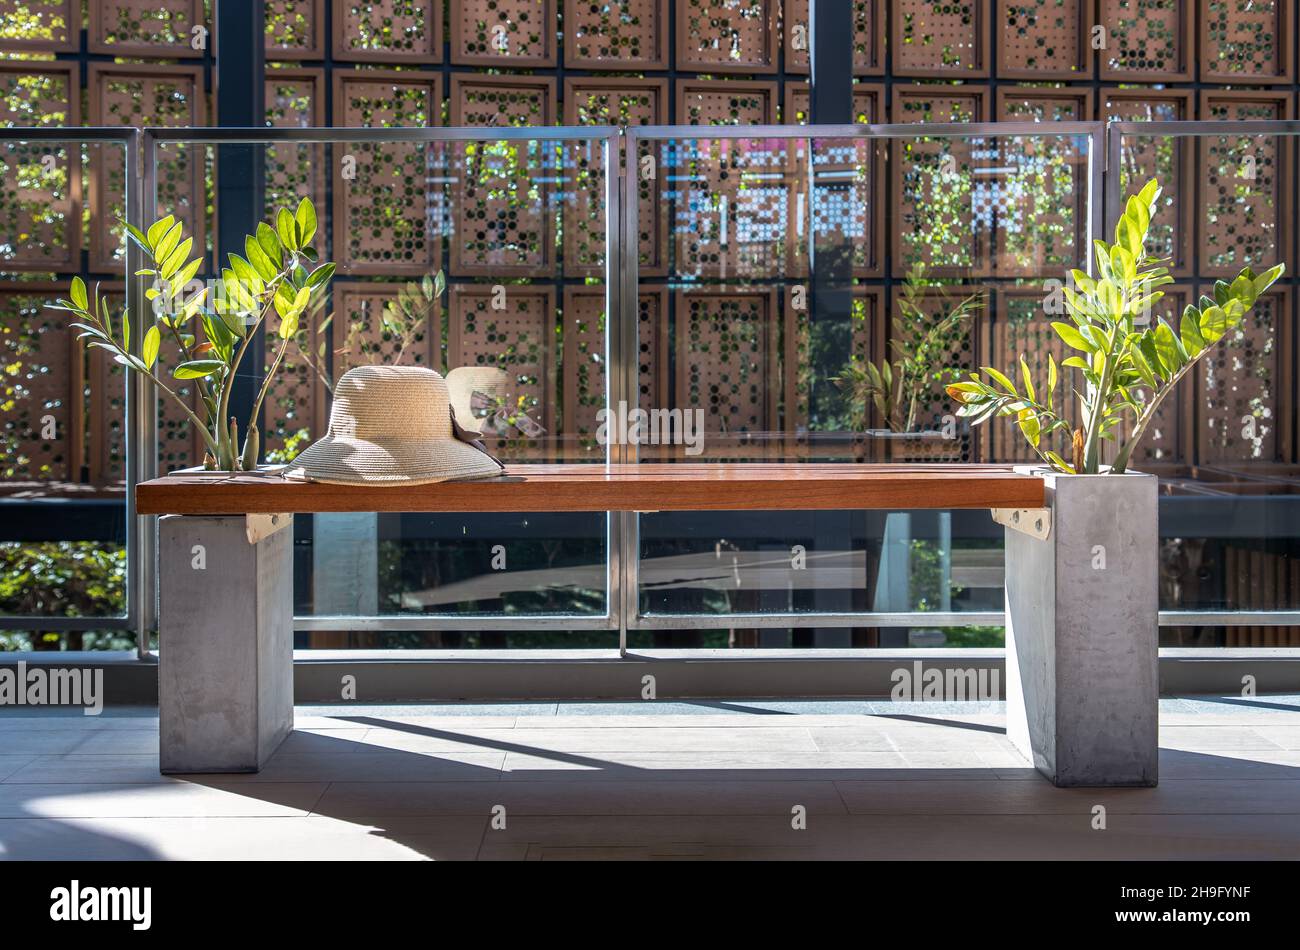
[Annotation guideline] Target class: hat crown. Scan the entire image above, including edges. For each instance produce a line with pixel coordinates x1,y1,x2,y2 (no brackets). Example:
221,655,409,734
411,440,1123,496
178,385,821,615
328,365,451,441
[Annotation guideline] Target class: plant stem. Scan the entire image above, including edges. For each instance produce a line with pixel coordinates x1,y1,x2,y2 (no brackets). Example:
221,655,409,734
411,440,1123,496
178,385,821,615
215,294,276,461
1082,334,1115,474
143,368,220,456
1112,355,1199,474
249,333,290,427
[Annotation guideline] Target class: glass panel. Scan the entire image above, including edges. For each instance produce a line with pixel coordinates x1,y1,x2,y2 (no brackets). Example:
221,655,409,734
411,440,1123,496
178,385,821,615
152,135,612,644
1117,127,1299,640
631,130,1094,641
0,138,131,648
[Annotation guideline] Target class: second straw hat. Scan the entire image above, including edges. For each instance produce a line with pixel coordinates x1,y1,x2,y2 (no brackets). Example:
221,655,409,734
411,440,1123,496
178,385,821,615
287,365,503,485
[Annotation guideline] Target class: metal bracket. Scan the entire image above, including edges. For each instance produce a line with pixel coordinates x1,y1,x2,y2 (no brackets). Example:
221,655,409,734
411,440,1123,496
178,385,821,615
245,513,292,545
991,507,1052,541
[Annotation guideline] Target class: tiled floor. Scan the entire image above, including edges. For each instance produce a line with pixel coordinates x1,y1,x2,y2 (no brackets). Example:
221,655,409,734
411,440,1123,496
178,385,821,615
2,697,1299,860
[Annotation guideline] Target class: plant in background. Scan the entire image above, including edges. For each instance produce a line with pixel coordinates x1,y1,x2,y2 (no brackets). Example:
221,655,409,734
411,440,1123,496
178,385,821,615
834,264,984,433
50,198,335,472
293,270,446,394
947,179,1284,474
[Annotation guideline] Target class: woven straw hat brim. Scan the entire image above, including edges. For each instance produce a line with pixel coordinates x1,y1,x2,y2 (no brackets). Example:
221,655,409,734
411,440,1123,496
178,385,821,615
288,435,502,486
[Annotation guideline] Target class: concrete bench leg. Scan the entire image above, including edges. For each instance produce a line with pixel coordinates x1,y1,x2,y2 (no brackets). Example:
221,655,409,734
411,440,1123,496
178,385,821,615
1004,472,1159,787
158,514,294,774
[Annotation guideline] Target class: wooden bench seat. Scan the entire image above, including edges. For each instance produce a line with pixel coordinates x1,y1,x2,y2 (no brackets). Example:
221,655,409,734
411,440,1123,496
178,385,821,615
136,463,1044,514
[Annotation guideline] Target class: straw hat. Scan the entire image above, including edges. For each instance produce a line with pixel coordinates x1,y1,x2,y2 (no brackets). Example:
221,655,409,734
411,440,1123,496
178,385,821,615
287,365,503,485
445,366,509,438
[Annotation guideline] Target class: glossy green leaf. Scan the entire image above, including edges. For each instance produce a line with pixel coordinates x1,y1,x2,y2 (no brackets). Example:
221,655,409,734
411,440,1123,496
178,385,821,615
173,359,226,380
276,207,297,252
256,222,282,266
142,325,160,370
294,197,317,248
245,235,278,282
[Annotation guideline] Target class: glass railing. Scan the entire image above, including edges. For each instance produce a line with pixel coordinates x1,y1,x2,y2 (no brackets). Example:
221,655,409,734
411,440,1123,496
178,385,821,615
0,129,139,651
2,121,1298,651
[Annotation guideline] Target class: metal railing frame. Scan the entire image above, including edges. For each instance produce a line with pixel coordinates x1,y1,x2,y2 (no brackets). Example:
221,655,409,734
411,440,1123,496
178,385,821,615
4,121,1300,656
0,128,143,642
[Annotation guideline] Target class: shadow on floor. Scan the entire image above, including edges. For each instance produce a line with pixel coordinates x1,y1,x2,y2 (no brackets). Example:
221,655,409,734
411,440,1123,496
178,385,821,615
4,707,1300,860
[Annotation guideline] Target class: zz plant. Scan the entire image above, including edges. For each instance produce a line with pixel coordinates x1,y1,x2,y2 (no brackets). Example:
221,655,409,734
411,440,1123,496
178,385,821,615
947,179,1284,474
51,198,335,472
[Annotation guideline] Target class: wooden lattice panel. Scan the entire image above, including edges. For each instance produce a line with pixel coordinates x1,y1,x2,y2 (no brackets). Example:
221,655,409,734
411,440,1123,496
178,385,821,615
331,70,441,277
266,0,325,58
566,78,665,278
0,284,79,482
1099,0,1193,81
89,0,203,57
980,288,1084,464
890,90,989,278
785,81,885,125
448,284,556,459
451,0,557,66
676,0,778,73
789,286,880,460
330,282,437,374
784,0,883,74
991,134,1089,278
449,77,558,278
87,287,204,481
1103,88,1194,276
561,287,668,455
1200,0,1294,83
450,74,555,126
674,288,782,460
0,0,76,51
0,64,81,273
892,84,990,124
1197,91,1294,279
88,65,206,276
892,0,991,77
995,86,1093,122
1129,285,1194,470
996,0,1091,78
261,302,325,461
783,131,884,279
564,0,667,68
676,79,777,125
1196,289,1293,466
265,68,326,251
668,137,793,280
880,282,978,462
332,0,442,62
894,128,1085,280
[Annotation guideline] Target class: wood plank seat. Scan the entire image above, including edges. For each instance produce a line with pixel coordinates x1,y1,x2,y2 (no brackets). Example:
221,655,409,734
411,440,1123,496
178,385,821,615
136,463,1045,514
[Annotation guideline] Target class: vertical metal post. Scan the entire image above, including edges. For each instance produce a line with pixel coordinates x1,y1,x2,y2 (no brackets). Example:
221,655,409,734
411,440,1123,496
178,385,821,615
1102,122,1120,268
809,0,853,125
127,130,154,658
215,1,266,434
617,130,645,656
807,0,855,646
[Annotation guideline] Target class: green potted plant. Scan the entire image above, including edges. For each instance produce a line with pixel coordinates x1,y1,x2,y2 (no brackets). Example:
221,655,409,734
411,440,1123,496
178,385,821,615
834,264,984,461
946,178,1284,788
50,198,335,473
947,178,1283,473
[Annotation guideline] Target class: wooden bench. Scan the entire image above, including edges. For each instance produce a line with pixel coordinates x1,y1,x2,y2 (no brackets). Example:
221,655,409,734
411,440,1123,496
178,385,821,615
137,463,1047,774
137,463,1045,514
